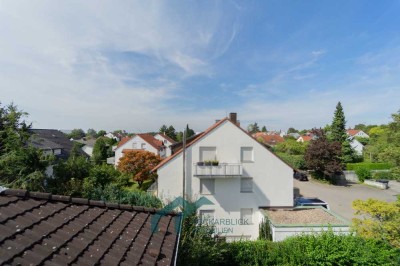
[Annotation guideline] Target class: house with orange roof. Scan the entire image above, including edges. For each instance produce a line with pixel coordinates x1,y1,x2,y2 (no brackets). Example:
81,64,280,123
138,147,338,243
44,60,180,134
152,113,294,241
296,135,313,143
253,132,285,147
346,129,369,138
114,133,173,167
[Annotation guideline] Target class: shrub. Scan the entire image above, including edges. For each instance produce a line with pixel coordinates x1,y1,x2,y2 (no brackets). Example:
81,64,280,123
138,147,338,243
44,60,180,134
346,162,392,171
389,167,400,181
373,171,393,180
355,167,372,182
276,152,306,169
223,231,400,265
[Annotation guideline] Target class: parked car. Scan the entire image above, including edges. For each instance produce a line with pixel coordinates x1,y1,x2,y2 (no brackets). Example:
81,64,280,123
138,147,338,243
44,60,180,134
294,197,330,210
293,170,308,181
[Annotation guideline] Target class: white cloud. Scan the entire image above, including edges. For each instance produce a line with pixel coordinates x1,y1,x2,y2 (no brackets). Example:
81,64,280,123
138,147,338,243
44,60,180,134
0,1,239,131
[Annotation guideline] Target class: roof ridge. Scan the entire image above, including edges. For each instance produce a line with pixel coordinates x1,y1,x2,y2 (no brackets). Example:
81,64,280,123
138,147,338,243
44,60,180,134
1,189,179,216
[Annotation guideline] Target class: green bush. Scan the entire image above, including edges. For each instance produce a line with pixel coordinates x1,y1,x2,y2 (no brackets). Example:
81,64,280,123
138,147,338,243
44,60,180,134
355,167,372,182
276,152,306,169
223,231,400,266
373,171,393,180
346,162,392,171
390,167,400,181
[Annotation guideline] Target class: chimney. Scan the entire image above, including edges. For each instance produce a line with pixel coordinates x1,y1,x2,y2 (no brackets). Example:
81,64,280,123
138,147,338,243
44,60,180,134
229,112,237,124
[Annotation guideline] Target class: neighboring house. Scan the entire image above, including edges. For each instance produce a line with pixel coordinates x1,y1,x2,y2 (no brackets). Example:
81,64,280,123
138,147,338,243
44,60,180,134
253,132,284,147
154,133,176,157
296,135,313,143
279,131,287,138
74,138,97,157
105,132,120,141
29,129,83,177
0,189,181,265
287,132,300,139
114,134,169,167
347,129,369,138
349,137,364,155
29,129,75,159
153,113,294,241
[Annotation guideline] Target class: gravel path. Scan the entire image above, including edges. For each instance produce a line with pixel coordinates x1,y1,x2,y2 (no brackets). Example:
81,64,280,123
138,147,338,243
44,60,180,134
294,179,399,221
266,208,346,225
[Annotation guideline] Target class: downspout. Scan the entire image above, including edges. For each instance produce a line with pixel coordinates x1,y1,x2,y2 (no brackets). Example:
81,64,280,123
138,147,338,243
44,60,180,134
173,213,184,266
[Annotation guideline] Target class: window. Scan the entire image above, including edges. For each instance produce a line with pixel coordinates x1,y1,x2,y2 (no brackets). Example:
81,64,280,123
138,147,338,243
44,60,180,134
240,178,253,193
241,147,254,162
200,179,215,195
199,147,216,161
141,143,146,149
132,142,137,149
240,208,253,224
199,210,215,225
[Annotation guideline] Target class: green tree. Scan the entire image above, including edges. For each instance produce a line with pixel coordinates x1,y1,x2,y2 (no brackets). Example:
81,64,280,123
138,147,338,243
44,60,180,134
68,128,85,139
331,102,347,143
92,137,109,164
261,126,267,132
86,128,97,138
96,130,106,138
342,139,358,163
247,122,260,134
352,198,400,248
0,102,50,188
287,127,298,134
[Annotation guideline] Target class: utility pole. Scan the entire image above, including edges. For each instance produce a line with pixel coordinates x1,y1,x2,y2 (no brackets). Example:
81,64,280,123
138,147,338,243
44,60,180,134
182,125,187,212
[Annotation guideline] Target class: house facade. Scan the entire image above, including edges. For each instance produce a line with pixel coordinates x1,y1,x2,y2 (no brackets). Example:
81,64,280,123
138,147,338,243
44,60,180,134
347,129,369,138
114,134,170,167
153,113,293,241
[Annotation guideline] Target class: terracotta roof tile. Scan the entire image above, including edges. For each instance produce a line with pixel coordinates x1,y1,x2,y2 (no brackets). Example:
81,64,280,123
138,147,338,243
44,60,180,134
0,189,181,265
138,134,164,150
156,133,177,144
347,129,360,136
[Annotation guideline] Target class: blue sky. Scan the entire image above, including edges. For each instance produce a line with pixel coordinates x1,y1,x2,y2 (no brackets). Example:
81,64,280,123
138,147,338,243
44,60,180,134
1,1,400,133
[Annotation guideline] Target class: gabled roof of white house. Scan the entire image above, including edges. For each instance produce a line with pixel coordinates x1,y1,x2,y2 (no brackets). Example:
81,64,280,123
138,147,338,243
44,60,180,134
155,133,176,144
152,117,294,172
115,134,164,152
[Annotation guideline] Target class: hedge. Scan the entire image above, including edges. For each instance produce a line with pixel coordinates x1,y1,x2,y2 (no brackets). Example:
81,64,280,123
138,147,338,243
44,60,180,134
222,231,400,266
346,162,392,171
276,152,306,169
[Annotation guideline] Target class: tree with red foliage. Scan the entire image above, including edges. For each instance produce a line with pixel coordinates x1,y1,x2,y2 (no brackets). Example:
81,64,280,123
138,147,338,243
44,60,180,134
304,129,343,181
117,150,162,188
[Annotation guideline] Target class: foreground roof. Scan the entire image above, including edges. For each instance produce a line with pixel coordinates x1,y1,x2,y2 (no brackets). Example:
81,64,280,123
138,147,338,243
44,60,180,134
0,189,181,265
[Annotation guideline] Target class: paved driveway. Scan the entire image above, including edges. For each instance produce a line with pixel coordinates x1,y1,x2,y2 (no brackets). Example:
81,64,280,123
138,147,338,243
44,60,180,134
293,179,400,221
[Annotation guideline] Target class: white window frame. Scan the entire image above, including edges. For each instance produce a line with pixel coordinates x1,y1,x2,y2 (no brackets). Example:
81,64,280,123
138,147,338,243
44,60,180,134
199,147,217,162
200,179,215,195
141,143,146,149
241,147,254,162
199,210,215,225
240,208,253,225
240,177,253,193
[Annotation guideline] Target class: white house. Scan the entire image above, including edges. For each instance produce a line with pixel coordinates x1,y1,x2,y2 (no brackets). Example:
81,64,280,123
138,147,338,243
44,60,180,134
153,113,294,241
347,129,369,138
154,133,176,157
114,134,168,167
349,137,364,155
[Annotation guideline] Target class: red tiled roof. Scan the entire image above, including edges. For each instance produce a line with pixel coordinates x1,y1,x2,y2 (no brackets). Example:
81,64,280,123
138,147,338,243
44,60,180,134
116,136,132,148
255,134,285,145
156,133,176,144
153,117,294,172
138,134,164,150
347,129,360,136
0,189,181,266
299,135,312,142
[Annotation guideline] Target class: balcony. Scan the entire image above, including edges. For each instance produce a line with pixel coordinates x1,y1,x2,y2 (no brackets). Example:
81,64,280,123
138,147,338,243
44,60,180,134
193,163,242,178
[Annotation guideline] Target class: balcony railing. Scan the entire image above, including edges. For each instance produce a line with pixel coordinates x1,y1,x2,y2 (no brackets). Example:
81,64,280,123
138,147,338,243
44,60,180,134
193,163,242,178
